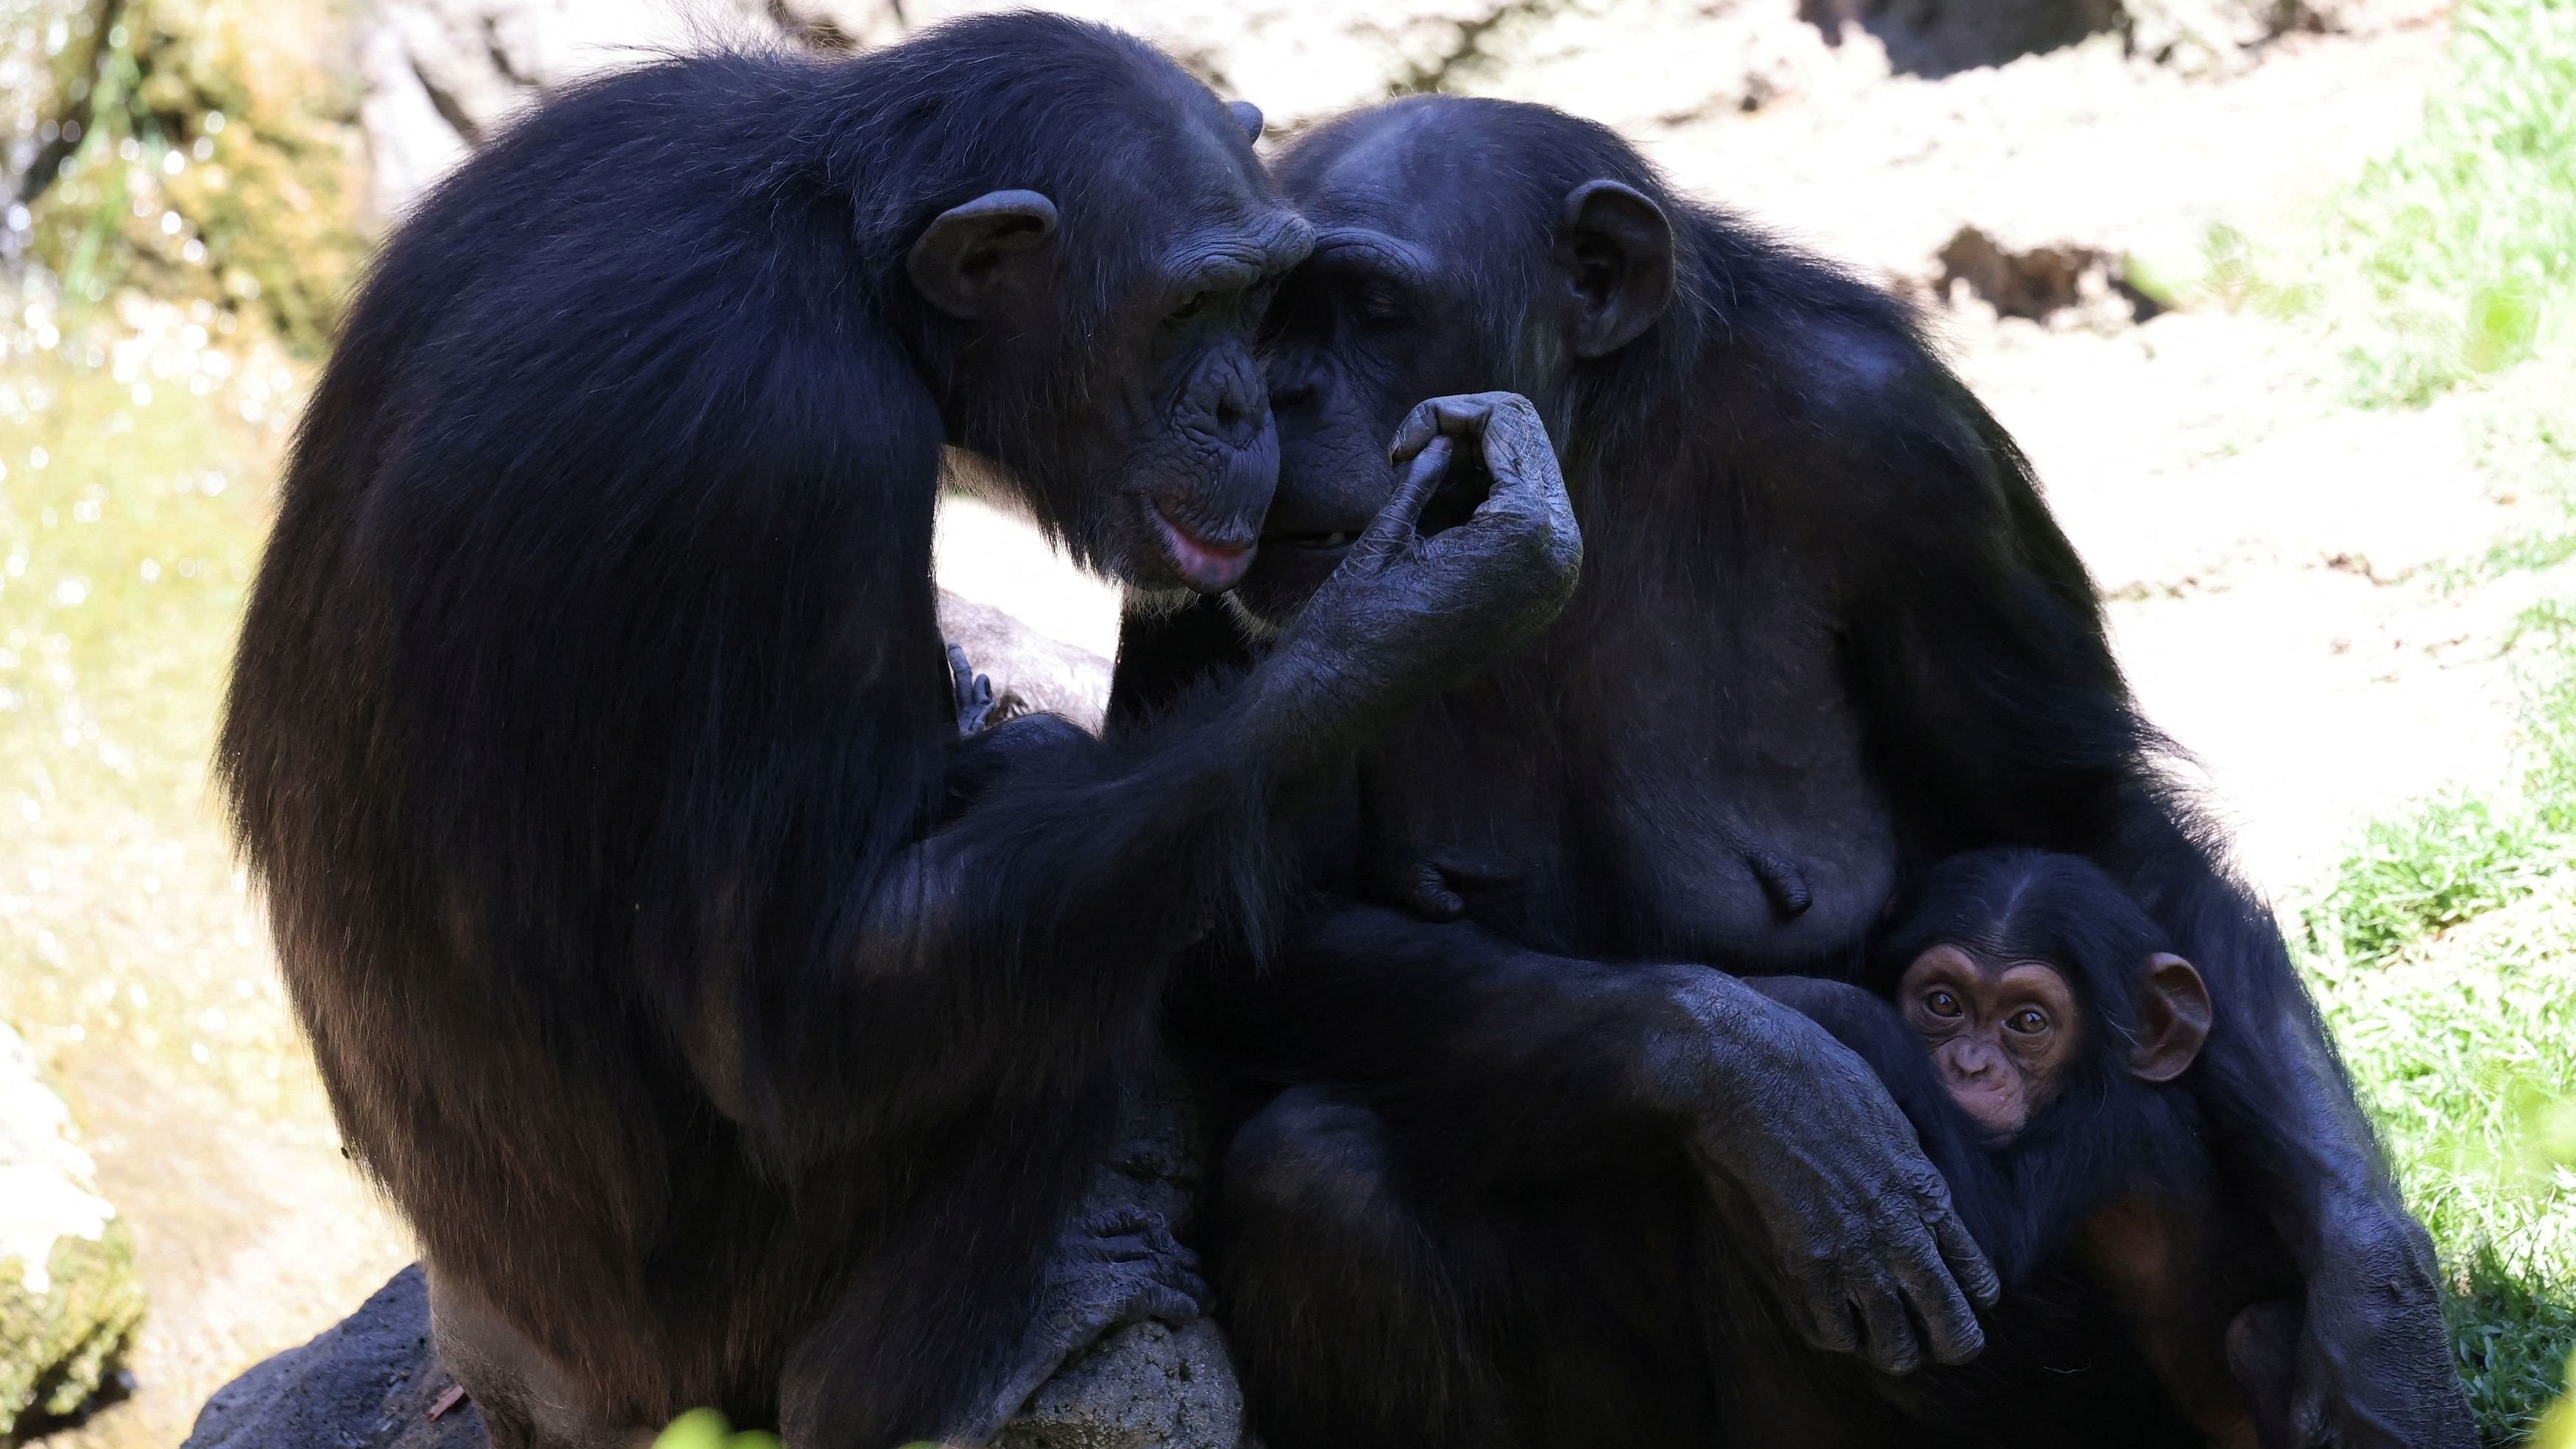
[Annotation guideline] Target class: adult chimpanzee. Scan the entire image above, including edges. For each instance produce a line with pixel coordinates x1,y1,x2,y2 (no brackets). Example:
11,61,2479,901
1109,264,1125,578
216,23,1585,1448
1111,96,2471,1446
1746,849,2301,1449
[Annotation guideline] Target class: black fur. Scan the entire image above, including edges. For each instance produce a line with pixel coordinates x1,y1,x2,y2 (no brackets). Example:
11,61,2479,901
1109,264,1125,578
219,17,1319,1445
1116,96,2464,1449
1743,849,2304,1448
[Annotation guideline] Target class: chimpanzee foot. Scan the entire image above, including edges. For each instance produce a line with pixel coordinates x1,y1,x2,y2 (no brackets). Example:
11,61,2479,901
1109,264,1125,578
945,1207,1209,1445
949,642,998,736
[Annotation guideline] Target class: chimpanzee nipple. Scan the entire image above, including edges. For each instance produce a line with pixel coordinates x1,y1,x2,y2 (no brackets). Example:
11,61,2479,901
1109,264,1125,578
1747,849,1812,919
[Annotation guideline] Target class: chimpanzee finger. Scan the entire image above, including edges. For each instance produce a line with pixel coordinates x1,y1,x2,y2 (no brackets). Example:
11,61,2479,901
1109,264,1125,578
1894,1241,1986,1368
1387,389,1541,464
1432,414,1580,585
1389,394,1490,464
1801,1277,1863,1356
1104,1279,1207,1330
1350,435,1454,567
1880,1193,1987,1366
1850,1275,1923,1376
1931,1201,2002,1310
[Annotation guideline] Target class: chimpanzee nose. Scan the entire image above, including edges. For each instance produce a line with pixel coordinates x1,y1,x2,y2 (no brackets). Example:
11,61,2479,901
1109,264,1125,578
1269,377,1316,410
1943,1040,2003,1081
1200,355,1267,450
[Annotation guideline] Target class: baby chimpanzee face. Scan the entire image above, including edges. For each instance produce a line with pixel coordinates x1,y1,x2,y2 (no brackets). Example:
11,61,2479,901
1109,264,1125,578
1900,944,2081,1138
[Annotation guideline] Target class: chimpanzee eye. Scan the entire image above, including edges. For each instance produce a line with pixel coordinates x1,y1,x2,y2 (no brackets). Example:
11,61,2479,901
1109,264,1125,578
1167,291,1212,325
1354,283,1406,323
1924,990,1962,1018
2008,1007,2050,1035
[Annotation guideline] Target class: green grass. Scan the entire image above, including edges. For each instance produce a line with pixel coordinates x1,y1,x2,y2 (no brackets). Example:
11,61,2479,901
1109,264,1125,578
2332,0,2576,405
2299,620,2576,1443
2184,0,2576,407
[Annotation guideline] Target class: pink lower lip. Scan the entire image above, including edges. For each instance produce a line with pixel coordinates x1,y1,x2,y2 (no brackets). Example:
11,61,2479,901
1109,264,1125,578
1153,507,1254,592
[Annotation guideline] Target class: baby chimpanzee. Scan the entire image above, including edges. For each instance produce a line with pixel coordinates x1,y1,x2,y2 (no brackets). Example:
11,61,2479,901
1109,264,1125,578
1751,849,2302,1449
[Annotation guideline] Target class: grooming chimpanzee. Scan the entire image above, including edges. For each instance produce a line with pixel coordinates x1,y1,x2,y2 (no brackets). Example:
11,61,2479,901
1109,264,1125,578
1113,96,2470,1446
216,24,1582,1449
1747,849,2301,1449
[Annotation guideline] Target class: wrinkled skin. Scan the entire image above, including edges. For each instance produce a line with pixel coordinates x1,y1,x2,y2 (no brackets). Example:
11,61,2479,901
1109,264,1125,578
907,93,1303,597
1118,94,2470,1448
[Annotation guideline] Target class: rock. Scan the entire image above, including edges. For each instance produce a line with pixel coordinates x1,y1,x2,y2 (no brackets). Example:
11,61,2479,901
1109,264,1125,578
996,1319,1242,1449
938,588,1114,732
1448,0,1879,127
0,0,119,257
2119,0,2444,74
999,1062,1244,1449
180,1265,484,1449
1802,0,2125,77
13,0,373,347
361,0,1841,213
363,0,768,217
0,1018,146,1436
180,1071,1242,1449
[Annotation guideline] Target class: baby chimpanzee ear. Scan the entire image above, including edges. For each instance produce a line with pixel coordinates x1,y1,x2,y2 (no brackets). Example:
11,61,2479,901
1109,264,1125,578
2130,953,2212,1083
1552,180,1674,359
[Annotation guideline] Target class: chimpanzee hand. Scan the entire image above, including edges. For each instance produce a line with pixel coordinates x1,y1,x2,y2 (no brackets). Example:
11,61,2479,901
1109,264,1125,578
2290,1201,2477,1448
949,642,999,736
1271,393,1582,723
1647,968,2000,1375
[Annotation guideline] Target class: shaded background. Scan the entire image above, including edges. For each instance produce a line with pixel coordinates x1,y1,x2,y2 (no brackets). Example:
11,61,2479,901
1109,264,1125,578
0,0,2570,1443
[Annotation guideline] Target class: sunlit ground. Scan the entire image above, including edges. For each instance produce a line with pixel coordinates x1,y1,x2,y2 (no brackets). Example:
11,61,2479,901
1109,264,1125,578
0,283,411,1449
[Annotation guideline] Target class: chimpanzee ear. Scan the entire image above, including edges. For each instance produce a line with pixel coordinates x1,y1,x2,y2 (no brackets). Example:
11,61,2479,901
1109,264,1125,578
1553,179,1674,359
907,190,1060,319
1228,101,1264,142
2130,953,2212,1083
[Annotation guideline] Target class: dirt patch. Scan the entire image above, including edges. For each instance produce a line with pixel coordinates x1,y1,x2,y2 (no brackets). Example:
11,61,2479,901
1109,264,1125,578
1933,224,2164,323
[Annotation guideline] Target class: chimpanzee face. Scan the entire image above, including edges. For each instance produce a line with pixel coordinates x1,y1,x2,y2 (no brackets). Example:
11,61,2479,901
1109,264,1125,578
1231,100,1674,631
1901,944,2081,1138
906,91,1312,597
1901,940,2215,1140
1236,223,1490,627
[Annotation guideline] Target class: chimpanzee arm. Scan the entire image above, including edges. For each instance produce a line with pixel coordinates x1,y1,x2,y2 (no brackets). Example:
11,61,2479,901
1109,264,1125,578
1833,363,2472,1446
1108,594,1253,737
1203,901,2000,1375
712,395,1583,1148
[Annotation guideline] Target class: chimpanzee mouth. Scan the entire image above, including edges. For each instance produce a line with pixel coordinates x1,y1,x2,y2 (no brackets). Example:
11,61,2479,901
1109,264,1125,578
1150,504,1256,593
1264,530,1359,553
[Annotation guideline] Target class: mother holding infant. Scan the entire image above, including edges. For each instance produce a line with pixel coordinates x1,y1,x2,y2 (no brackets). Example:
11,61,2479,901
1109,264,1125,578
214,11,2471,1448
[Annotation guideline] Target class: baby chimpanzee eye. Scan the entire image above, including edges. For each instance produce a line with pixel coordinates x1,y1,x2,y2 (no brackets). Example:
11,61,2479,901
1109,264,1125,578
2007,1007,2050,1035
1924,989,1962,1018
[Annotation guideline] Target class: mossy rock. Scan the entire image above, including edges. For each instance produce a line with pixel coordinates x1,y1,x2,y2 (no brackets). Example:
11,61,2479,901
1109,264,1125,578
0,1021,146,1436
0,0,119,202
24,0,369,352
0,1222,146,1431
